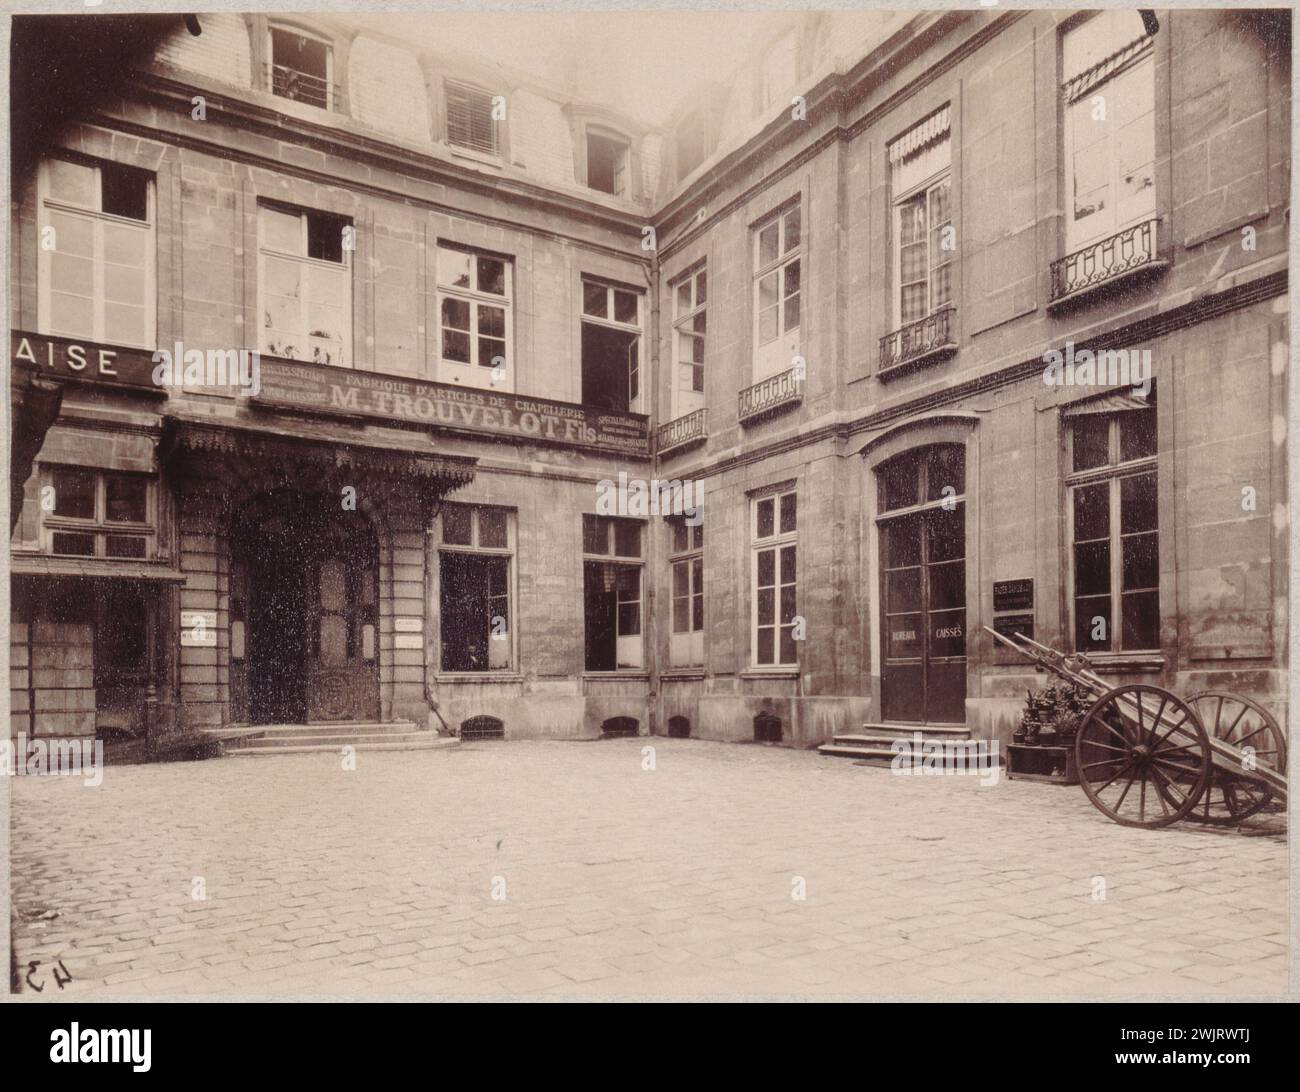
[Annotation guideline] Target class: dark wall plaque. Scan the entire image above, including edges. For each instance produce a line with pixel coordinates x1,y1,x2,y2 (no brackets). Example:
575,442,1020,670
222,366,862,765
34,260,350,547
993,579,1033,612
993,614,1034,641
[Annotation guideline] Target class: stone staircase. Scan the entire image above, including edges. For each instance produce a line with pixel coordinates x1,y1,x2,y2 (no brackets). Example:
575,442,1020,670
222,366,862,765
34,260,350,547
208,721,459,756
818,723,972,765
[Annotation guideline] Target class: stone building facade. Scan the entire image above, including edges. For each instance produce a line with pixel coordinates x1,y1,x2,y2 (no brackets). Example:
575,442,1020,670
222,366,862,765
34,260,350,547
7,9,1291,747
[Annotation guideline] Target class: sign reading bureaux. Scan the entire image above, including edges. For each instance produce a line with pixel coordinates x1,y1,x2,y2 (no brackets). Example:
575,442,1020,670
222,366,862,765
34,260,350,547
254,359,650,457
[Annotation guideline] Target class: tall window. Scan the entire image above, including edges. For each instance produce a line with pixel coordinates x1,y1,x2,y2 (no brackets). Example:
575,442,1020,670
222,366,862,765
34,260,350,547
445,80,500,156
752,204,801,380
41,466,154,560
668,515,704,667
436,244,512,390
671,266,707,418
438,505,514,672
581,280,642,411
37,157,155,349
889,107,952,329
752,489,797,667
269,25,334,110
1061,11,1155,252
1068,400,1158,653
258,203,352,365
586,130,630,196
583,515,644,671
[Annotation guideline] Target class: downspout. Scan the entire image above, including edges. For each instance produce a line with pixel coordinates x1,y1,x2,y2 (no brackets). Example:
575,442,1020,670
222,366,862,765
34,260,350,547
641,234,660,738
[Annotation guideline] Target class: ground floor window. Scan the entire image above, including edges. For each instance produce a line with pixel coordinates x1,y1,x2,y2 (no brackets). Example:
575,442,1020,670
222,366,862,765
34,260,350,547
583,514,644,670
439,504,514,672
751,489,797,666
668,514,704,667
1068,401,1158,652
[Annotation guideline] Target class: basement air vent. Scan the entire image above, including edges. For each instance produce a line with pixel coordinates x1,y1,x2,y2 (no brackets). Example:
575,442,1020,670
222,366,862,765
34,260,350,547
600,716,639,739
753,713,782,743
460,715,505,741
668,716,691,739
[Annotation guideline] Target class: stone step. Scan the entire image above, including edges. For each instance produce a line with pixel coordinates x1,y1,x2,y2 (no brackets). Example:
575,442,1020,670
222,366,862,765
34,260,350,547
226,736,459,756
235,721,418,736
820,724,973,762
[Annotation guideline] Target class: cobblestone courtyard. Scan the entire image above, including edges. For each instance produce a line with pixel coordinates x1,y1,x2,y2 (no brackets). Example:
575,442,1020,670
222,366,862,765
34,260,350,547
9,739,1289,998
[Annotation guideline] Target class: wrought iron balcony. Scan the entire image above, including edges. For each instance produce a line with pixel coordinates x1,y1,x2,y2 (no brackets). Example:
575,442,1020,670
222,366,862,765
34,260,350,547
1049,218,1165,307
878,305,957,377
268,64,348,114
658,408,707,455
738,366,803,425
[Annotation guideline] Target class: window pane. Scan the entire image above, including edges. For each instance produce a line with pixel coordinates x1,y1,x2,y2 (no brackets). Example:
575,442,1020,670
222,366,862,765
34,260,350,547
105,475,147,523
696,271,707,304
779,585,797,625
1074,540,1111,597
1120,472,1157,534
1075,596,1112,651
477,256,506,296
583,515,607,555
617,602,641,636
442,505,472,545
676,280,692,314
100,163,149,222
1072,415,1111,471
1122,531,1159,590
783,207,801,253
261,206,302,254
928,506,964,563
756,547,775,589
884,518,921,569
306,213,345,263
756,498,774,538
928,561,964,611
1121,590,1159,650
672,594,688,633
478,304,505,339
887,569,921,613
927,446,965,500
880,456,919,512
47,158,96,208
783,292,800,332
1119,407,1157,462
52,531,96,556
1073,482,1110,541
779,492,797,534
692,523,703,549
438,247,472,289
105,534,147,559
757,627,775,665
779,544,796,586
478,508,508,548
52,468,96,519
758,222,779,266
757,587,775,626
779,626,797,664
613,290,638,324
671,520,688,554
582,281,606,317
673,560,690,599
613,520,641,558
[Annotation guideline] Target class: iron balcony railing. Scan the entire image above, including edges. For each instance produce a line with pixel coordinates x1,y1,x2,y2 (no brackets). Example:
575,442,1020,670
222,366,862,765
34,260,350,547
737,366,803,425
267,64,348,113
658,407,707,455
1050,218,1162,304
879,305,957,376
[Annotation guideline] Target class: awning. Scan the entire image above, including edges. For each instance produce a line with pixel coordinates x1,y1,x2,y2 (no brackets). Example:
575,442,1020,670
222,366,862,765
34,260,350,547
888,105,951,163
1061,387,1153,417
11,556,188,583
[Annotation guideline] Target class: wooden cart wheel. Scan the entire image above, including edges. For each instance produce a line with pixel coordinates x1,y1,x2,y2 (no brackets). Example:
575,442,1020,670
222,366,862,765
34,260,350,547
1187,691,1287,825
1074,684,1212,829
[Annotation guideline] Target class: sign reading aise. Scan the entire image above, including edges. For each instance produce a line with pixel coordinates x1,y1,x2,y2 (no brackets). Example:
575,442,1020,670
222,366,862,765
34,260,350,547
255,360,649,456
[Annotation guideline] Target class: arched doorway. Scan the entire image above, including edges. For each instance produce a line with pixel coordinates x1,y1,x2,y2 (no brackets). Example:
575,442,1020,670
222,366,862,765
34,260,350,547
876,443,967,724
230,491,380,724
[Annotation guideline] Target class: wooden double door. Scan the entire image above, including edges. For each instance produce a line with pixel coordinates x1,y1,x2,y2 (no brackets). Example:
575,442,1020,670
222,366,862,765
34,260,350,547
231,495,380,724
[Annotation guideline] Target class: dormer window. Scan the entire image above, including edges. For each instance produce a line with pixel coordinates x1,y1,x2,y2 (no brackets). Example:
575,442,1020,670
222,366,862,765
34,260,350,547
586,130,629,196
269,25,335,110
445,79,501,157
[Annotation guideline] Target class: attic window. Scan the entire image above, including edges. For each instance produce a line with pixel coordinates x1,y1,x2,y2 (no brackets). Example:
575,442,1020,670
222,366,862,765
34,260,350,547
446,80,500,156
587,131,629,196
269,26,335,110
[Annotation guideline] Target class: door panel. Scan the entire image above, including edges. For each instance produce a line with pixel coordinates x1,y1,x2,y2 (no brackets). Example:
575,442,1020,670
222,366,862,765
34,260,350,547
880,502,967,724
306,545,379,722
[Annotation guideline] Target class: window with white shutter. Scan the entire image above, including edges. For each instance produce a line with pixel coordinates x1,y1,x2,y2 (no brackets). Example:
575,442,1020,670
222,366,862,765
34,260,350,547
445,80,501,156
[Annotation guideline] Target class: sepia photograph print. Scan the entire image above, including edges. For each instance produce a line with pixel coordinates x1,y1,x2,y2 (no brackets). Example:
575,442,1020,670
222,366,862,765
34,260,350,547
1,0,1295,1029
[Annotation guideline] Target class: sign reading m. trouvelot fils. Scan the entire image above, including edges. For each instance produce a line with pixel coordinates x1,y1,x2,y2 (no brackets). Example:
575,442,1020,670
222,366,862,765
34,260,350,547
254,359,651,457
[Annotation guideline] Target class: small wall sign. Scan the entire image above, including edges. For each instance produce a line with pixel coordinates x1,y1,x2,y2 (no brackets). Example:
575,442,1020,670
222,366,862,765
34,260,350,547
993,613,1034,641
993,579,1033,612
180,610,217,647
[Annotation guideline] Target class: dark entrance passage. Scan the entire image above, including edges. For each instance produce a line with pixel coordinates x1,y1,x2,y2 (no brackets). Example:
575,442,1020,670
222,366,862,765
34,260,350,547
877,445,967,725
232,492,380,725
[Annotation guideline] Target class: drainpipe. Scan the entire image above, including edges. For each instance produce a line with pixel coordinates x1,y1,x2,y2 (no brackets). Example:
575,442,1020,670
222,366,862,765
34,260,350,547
642,235,660,738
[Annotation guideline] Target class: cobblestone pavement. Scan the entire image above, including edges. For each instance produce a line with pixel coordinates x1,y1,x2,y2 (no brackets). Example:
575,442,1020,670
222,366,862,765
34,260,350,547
9,739,1289,999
